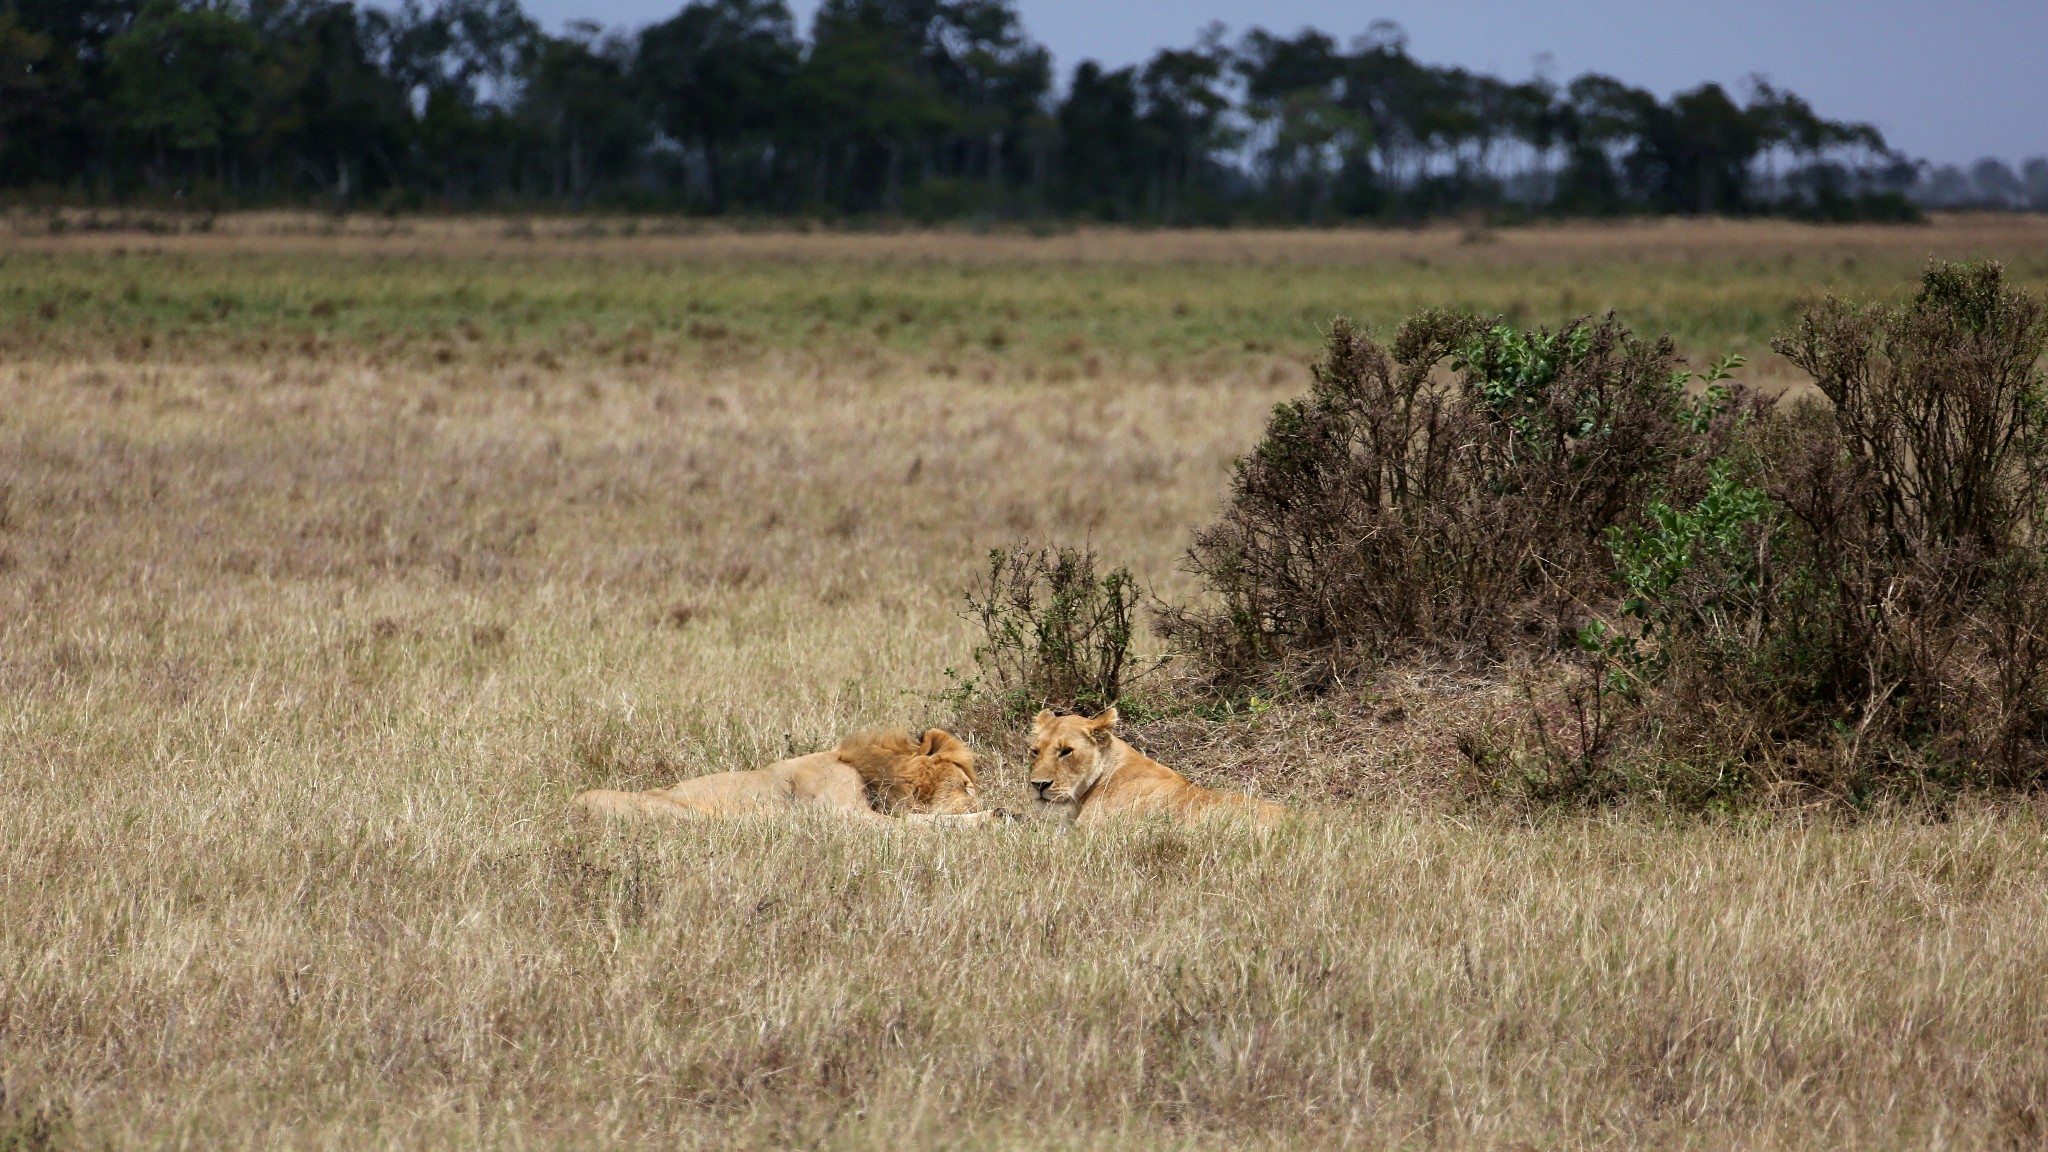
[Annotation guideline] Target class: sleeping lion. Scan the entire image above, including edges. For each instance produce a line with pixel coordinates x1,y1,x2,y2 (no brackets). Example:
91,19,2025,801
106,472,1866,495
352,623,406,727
573,728,1004,826
1026,707,1291,826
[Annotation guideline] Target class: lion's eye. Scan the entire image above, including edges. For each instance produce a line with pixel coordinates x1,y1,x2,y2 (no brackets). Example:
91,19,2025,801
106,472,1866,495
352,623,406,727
1058,747,1070,757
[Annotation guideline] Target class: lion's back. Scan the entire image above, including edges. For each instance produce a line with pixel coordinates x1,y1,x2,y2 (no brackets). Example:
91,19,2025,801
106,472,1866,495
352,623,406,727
642,753,861,815
1083,754,1291,826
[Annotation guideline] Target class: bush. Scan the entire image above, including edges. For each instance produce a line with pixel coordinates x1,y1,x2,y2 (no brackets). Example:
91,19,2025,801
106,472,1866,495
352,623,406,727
1160,310,1739,690
952,543,1143,726
1169,261,2048,808
1617,260,2048,800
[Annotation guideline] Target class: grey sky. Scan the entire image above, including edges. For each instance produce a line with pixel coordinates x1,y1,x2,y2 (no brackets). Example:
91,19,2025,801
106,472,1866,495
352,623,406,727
521,0,2048,167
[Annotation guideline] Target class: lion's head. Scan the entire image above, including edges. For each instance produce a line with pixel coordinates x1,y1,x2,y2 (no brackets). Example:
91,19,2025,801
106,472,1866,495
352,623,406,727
838,728,982,815
1027,707,1119,806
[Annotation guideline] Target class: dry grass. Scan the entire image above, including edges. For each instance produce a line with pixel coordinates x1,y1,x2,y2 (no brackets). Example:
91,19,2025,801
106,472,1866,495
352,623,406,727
15,207,2048,265
7,219,2048,1149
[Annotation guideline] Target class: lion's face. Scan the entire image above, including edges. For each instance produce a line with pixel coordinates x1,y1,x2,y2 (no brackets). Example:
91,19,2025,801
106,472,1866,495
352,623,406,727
1026,707,1118,806
889,728,982,815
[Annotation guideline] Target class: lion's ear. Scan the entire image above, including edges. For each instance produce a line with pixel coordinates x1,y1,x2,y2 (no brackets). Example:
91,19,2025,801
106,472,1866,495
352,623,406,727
921,728,969,764
1085,706,1118,743
1033,708,1055,732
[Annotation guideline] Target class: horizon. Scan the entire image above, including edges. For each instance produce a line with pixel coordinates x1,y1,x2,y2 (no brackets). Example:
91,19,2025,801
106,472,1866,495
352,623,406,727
505,0,2048,170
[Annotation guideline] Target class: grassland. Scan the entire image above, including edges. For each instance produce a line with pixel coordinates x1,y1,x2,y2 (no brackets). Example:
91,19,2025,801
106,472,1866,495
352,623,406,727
12,211,2048,382
6,215,2048,1149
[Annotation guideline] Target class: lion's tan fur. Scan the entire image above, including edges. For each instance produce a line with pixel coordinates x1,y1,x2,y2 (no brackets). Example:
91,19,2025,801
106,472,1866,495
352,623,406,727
1027,709,1291,827
834,728,979,814
574,728,989,824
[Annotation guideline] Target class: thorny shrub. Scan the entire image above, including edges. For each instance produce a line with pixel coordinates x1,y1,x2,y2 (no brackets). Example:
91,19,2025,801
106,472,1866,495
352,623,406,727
1577,260,2048,806
1159,309,1745,690
1170,262,2048,808
948,543,1145,731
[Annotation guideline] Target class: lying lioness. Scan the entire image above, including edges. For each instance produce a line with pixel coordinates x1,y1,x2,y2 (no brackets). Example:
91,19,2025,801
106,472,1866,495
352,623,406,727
574,728,1002,825
1027,708,1291,826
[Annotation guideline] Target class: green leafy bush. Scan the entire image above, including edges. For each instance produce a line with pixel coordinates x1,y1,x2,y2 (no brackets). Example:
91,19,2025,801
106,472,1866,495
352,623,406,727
1608,462,1775,617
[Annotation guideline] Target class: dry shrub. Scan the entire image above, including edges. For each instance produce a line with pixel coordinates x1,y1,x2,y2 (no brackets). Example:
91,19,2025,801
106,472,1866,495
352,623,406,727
1173,262,2048,808
1161,310,1725,690
1596,261,2048,803
951,542,1143,730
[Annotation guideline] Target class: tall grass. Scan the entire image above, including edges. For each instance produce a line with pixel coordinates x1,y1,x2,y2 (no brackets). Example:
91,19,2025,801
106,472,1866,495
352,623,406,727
6,218,2048,1148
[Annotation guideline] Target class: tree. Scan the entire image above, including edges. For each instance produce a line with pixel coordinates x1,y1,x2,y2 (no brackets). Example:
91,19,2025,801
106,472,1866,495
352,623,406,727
1499,77,1559,201
246,1,413,203
797,0,947,211
1645,82,1764,213
106,0,262,186
793,0,1045,213
0,0,133,184
1235,27,1355,218
376,0,532,202
636,0,797,211
1552,73,1650,213
0,0,1962,222
519,21,644,205
924,0,1048,197
1971,157,2024,208
1054,60,1145,218
2024,158,2048,212
1136,37,1233,220
0,12,53,160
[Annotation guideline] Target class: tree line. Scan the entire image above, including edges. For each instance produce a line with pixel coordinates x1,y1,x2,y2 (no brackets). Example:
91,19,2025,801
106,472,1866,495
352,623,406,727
0,0,1947,221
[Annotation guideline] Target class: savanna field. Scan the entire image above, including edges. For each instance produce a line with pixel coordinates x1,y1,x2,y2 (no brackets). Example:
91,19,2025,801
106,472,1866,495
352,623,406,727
7,212,2048,1149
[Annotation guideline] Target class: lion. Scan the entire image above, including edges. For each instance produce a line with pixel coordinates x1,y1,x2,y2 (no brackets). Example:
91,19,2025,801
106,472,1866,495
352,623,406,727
574,728,1003,826
1026,708,1291,826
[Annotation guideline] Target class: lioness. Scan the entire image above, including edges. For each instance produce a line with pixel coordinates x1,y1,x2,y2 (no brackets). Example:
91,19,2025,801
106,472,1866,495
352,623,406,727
574,728,1001,825
1026,708,1290,826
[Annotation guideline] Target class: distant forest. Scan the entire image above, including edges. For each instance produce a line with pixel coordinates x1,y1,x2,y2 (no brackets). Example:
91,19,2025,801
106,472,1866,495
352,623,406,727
4,0,2044,221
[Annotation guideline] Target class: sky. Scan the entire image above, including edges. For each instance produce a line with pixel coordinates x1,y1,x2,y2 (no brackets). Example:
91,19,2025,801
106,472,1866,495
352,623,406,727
517,0,2048,167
